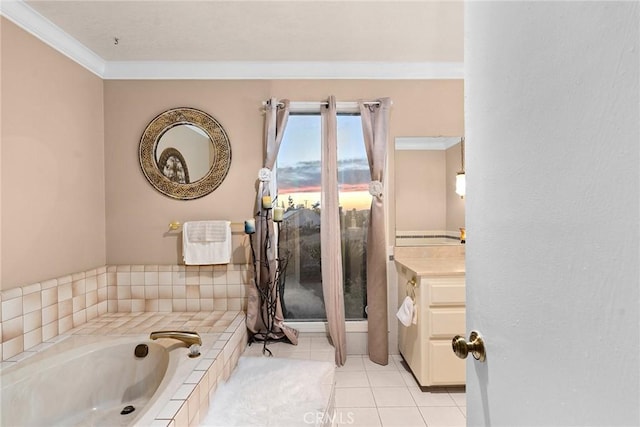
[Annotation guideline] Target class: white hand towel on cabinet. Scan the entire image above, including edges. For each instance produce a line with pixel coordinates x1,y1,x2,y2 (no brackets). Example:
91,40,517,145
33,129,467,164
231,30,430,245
182,221,231,265
396,296,415,327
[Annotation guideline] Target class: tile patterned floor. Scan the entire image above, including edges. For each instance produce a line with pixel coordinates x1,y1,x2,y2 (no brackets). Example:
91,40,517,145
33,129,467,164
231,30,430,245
242,333,466,427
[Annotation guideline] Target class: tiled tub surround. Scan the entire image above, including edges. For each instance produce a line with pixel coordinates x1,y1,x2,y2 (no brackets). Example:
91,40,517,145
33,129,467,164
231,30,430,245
0,311,248,427
0,264,250,361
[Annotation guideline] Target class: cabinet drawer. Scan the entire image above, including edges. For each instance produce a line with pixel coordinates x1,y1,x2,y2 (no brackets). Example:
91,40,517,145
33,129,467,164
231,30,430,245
429,340,466,385
426,278,465,306
428,308,465,338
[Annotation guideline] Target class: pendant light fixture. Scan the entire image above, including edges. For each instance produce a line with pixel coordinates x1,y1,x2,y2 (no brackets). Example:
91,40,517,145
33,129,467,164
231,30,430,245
455,137,466,198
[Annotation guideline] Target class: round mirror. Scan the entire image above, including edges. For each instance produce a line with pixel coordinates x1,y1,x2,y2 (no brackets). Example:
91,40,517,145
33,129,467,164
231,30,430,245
139,108,231,200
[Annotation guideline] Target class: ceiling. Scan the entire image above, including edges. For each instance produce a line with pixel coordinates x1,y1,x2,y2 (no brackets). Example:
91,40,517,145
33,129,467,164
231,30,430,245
4,0,464,78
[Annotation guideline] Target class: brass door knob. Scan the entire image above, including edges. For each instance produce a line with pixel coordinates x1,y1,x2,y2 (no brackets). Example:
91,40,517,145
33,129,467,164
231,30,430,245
452,330,486,362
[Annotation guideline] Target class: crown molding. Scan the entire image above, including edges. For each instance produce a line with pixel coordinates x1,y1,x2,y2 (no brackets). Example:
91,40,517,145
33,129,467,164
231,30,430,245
0,0,106,77
2,0,463,80
103,61,463,80
395,136,462,151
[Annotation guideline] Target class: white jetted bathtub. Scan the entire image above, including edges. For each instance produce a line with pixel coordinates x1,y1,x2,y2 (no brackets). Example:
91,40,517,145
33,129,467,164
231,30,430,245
1,335,192,427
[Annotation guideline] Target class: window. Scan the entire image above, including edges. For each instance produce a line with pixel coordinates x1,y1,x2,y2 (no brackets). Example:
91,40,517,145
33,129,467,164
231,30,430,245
276,113,371,321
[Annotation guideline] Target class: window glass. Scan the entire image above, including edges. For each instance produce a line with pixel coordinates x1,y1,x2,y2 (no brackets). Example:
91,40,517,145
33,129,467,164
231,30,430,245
276,114,370,321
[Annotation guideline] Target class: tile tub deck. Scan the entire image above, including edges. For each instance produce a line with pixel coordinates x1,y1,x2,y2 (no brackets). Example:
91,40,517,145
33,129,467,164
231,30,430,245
1,311,248,427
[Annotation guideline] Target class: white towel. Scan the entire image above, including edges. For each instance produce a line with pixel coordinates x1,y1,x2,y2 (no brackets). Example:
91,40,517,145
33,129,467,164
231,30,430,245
183,221,231,265
396,296,415,327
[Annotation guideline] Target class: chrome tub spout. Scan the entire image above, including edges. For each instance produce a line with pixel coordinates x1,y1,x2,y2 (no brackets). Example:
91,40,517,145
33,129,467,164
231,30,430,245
149,331,202,357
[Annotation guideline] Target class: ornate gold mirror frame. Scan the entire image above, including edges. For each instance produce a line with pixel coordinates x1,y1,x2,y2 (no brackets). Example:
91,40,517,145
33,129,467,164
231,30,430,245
139,107,232,200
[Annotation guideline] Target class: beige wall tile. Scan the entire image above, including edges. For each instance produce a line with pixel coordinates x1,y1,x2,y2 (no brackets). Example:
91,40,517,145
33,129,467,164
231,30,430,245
24,328,42,350
22,283,41,295
86,275,98,292
200,299,214,311
42,304,58,324
173,285,186,299
145,272,159,285
131,285,145,299
212,285,226,298
72,295,86,312
186,271,199,285
2,336,24,360
57,283,72,302
41,287,57,307
3,316,24,341
131,272,145,285
58,300,73,318
186,299,200,312
42,321,58,341
159,299,173,312
159,285,173,299
159,272,173,286
59,315,73,334
23,310,42,333
186,285,199,299
145,285,159,299
172,271,186,285
199,271,213,285
72,279,86,296
200,285,213,298
41,279,58,290
212,269,227,285
213,299,227,311
131,299,145,312
116,272,131,286
2,297,22,322
86,305,98,321
86,291,98,307
145,299,159,312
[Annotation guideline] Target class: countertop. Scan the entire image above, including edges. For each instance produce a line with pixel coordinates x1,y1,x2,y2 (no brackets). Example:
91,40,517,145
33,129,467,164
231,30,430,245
394,245,465,277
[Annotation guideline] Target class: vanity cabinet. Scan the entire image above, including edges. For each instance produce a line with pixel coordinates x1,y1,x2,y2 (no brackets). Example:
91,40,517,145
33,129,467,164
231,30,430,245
396,260,466,387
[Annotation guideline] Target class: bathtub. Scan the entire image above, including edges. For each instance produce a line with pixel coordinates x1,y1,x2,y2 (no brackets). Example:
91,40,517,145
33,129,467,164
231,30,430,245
0,334,196,427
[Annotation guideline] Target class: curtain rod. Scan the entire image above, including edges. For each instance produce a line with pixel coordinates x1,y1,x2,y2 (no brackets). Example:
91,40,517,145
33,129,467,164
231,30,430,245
261,100,390,107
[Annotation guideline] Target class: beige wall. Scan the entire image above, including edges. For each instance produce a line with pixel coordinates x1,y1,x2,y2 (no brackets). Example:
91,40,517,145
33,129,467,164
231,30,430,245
0,18,464,280
104,80,464,264
395,150,447,231
1,19,106,290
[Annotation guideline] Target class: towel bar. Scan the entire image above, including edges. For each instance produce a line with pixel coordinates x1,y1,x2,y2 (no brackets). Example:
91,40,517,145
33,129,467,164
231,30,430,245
406,277,417,301
168,221,245,233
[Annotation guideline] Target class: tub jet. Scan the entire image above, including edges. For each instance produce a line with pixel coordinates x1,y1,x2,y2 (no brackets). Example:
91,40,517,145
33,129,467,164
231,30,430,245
134,344,149,358
120,405,135,415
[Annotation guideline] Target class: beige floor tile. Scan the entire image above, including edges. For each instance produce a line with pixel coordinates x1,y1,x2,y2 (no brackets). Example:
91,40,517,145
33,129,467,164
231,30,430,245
335,387,376,408
367,371,407,387
308,350,335,362
338,355,366,371
336,408,381,426
418,406,466,427
364,356,401,371
400,370,421,388
335,371,370,388
371,386,416,407
448,390,466,407
409,389,456,407
377,407,426,427
310,336,334,351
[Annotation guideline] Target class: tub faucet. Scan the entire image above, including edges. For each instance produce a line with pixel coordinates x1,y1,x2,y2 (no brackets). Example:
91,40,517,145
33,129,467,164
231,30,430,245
150,331,202,358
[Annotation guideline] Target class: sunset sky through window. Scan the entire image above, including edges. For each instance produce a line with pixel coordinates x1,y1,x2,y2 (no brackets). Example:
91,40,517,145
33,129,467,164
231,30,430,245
276,114,372,211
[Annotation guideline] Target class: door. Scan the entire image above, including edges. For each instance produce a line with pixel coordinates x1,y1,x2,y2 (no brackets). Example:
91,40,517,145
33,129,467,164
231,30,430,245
465,2,639,426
